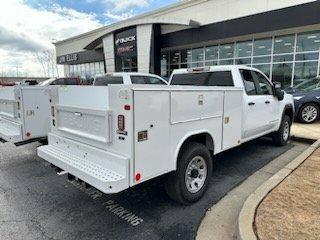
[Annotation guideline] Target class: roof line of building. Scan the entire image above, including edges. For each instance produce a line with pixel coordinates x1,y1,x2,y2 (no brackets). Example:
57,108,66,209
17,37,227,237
54,0,207,45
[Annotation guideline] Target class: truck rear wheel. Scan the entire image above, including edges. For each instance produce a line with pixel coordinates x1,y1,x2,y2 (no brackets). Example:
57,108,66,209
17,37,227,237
165,142,213,205
272,115,291,146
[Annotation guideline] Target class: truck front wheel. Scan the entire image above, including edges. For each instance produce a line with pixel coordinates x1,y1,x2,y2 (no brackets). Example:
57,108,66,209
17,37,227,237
272,115,291,146
165,142,213,204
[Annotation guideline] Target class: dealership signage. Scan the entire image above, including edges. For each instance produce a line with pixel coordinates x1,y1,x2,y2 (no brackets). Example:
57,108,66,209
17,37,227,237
114,28,137,57
58,53,78,64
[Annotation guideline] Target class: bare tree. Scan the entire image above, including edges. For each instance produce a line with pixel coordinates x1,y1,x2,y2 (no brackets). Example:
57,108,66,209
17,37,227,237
35,49,60,77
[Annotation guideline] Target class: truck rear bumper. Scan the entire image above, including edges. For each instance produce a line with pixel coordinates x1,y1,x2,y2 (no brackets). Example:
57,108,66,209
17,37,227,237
37,133,130,194
0,116,23,143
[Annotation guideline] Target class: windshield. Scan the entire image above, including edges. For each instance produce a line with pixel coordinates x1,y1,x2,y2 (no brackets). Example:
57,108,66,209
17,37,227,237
293,78,320,91
93,76,123,86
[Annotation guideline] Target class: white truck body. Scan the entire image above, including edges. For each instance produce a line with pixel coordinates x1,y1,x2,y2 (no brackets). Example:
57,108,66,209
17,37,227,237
38,66,294,203
0,86,53,145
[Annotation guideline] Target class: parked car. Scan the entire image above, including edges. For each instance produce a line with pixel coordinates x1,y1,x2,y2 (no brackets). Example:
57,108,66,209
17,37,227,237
285,77,320,94
292,89,320,124
38,65,294,204
93,72,168,86
38,77,81,86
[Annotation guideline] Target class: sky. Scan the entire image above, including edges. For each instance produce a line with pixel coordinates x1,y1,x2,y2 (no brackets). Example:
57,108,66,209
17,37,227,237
0,0,179,77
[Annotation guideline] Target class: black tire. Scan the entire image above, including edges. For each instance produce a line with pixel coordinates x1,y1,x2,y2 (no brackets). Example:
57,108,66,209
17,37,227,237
298,103,319,124
164,142,213,205
272,115,291,146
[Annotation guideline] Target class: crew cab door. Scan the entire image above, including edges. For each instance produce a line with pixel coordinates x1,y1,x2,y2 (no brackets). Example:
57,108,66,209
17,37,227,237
252,70,279,127
241,69,276,139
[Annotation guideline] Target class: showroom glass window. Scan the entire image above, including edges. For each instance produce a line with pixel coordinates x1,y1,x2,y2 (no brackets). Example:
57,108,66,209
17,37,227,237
235,41,252,65
293,32,320,85
219,43,234,64
68,61,105,79
160,29,320,85
252,38,272,77
205,46,218,66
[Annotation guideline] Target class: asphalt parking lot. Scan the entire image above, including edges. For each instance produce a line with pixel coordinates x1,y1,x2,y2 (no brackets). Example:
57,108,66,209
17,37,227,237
0,138,293,240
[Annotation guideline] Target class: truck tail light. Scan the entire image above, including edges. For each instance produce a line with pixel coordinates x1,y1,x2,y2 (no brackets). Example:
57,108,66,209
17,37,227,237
51,106,55,117
118,115,125,131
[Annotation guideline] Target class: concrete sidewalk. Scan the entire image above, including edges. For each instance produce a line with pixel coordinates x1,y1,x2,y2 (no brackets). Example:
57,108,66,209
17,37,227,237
255,145,320,240
198,122,320,240
291,122,320,140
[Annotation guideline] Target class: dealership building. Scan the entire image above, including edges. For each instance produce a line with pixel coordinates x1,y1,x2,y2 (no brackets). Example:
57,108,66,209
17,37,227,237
55,0,320,88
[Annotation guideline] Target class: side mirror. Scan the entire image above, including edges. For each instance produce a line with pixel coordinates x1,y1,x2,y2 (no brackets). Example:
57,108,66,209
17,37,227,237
273,82,284,101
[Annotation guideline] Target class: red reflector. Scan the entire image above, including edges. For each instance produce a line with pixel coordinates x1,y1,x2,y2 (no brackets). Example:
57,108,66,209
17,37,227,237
135,173,141,181
26,132,31,137
124,105,131,111
118,115,125,131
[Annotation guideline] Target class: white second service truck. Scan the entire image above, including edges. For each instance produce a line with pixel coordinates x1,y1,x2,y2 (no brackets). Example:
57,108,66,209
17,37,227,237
0,85,52,145
38,66,294,204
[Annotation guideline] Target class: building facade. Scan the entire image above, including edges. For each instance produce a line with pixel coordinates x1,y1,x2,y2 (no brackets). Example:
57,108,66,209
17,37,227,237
55,0,320,88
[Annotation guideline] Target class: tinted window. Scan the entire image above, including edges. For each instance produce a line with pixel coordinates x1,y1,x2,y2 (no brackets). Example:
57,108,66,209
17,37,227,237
253,71,273,95
147,77,166,85
170,71,234,86
94,76,123,86
64,78,79,85
131,76,146,84
131,76,166,85
51,79,65,85
240,70,257,95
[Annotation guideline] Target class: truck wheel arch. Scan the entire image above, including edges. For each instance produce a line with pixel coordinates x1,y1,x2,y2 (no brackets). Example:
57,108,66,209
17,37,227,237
174,131,215,170
282,104,294,124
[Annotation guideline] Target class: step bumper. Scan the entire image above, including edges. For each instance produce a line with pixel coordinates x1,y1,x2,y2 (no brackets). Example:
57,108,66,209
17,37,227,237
0,116,23,143
37,134,130,194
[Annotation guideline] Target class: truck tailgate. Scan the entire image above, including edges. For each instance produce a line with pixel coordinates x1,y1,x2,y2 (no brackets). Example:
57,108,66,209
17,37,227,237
52,86,112,147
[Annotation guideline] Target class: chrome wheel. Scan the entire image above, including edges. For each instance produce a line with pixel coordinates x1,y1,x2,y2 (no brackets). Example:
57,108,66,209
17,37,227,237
283,121,290,141
301,105,318,123
185,156,207,194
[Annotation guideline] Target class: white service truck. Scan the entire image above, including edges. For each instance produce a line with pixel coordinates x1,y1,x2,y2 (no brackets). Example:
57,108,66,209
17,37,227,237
38,66,294,204
0,85,52,145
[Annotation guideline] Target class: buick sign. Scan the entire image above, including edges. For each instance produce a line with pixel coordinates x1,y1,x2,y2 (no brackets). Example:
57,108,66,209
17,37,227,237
115,35,136,45
114,28,137,57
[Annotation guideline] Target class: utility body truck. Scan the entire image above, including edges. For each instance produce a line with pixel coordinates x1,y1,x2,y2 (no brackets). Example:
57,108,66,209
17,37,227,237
0,85,52,145
38,66,294,204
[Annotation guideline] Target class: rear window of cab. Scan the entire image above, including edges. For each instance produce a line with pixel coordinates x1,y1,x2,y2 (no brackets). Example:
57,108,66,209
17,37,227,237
170,71,234,86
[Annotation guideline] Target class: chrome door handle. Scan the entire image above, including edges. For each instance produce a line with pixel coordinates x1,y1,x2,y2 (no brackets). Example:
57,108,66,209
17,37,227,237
248,102,255,106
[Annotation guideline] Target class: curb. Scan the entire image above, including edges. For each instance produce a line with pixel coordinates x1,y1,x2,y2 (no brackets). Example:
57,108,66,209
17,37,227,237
237,139,320,240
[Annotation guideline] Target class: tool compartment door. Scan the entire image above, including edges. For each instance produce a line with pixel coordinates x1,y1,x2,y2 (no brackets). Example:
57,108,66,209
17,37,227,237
222,90,243,150
133,90,170,184
21,87,51,139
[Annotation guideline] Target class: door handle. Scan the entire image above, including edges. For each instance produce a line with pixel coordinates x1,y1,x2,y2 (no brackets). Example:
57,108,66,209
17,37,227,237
265,101,270,104
248,102,255,106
